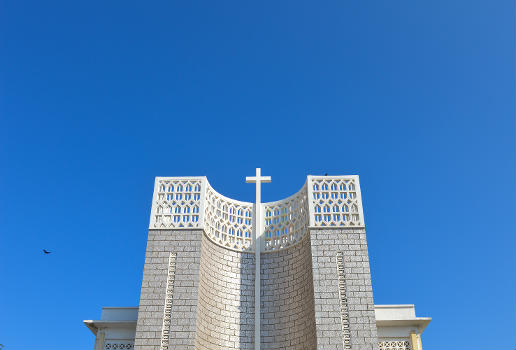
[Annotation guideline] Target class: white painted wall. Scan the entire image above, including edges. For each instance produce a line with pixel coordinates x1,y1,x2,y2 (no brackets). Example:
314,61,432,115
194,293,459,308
375,305,416,320
100,307,138,321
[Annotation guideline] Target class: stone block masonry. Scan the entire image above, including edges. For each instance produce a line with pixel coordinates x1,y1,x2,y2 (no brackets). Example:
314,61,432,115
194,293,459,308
261,233,317,350
134,229,202,350
195,234,255,350
134,227,378,350
310,228,379,350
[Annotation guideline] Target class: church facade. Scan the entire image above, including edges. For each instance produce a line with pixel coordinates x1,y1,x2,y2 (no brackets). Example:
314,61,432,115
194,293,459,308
84,173,431,350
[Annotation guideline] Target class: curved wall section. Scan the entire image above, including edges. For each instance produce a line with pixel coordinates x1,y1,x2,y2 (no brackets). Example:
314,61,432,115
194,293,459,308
195,233,255,350
204,183,254,252
263,182,309,252
260,233,317,350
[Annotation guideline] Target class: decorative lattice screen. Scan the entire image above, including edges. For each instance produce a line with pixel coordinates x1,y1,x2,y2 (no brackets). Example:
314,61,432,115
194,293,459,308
149,175,364,252
378,339,411,350
104,340,134,350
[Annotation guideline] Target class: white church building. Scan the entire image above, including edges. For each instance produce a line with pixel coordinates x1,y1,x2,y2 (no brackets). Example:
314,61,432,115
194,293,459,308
84,171,431,350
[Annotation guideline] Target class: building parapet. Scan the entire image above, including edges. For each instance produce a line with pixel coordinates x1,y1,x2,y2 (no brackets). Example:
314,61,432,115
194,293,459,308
149,175,365,252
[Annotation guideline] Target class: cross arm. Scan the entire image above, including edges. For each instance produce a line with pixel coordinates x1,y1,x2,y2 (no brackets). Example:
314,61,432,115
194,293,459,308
246,176,271,183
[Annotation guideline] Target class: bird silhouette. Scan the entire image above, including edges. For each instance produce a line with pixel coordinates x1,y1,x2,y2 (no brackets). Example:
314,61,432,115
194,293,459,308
43,249,51,254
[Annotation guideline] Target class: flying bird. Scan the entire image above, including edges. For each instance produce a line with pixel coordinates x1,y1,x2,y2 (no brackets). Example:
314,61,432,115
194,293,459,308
43,249,51,254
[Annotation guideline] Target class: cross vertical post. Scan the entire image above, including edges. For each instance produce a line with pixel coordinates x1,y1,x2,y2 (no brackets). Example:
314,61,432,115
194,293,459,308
246,168,271,350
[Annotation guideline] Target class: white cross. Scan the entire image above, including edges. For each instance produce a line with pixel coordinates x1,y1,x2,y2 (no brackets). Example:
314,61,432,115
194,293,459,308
246,167,271,205
246,168,270,350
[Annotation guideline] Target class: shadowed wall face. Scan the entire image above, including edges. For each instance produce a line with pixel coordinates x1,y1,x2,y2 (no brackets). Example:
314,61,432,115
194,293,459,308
261,234,318,350
134,230,203,350
311,228,378,350
195,232,318,350
195,234,255,350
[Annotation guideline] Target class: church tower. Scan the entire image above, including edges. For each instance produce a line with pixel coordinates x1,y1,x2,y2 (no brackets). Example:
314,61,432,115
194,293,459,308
134,172,378,350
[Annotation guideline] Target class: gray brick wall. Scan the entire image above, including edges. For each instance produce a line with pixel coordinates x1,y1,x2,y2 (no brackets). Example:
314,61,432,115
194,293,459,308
134,229,202,350
134,227,377,350
261,234,318,350
195,234,255,350
310,228,378,350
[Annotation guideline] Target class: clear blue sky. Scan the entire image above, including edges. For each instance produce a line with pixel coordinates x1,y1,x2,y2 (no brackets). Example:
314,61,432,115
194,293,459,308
0,0,514,349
